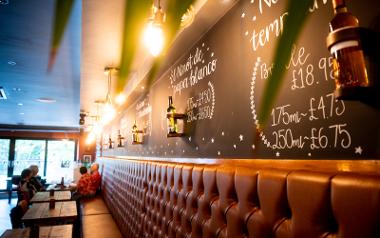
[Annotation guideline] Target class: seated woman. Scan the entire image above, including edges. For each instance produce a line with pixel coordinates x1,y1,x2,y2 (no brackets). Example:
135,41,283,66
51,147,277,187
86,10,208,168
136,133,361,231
29,165,45,191
18,168,37,204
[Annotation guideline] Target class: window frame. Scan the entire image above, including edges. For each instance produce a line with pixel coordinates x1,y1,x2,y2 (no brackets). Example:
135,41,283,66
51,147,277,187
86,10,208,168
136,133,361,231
0,137,78,191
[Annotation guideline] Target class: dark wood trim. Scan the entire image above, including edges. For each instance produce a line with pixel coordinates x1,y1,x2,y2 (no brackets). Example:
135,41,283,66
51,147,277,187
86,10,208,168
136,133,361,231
99,156,380,175
7,139,15,177
0,124,80,132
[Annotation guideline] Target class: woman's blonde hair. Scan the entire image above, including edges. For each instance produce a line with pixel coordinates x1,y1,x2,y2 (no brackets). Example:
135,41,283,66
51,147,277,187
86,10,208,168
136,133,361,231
29,165,39,176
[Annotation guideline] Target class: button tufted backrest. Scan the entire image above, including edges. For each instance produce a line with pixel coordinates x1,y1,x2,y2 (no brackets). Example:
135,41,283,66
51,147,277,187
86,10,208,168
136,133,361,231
98,158,380,238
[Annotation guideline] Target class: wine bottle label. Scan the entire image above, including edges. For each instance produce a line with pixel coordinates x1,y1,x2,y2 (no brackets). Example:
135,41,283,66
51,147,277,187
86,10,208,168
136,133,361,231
330,40,359,54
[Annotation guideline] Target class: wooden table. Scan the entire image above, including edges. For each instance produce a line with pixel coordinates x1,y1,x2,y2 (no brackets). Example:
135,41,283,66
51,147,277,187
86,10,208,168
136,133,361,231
0,224,72,238
30,191,72,203
22,201,77,227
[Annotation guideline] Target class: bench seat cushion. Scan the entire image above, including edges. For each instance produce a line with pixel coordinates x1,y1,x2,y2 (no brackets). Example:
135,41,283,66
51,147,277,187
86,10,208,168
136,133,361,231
82,214,123,238
81,197,110,216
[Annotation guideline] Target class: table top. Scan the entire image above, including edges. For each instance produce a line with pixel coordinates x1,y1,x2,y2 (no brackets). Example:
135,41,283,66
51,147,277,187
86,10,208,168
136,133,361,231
0,225,72,238
46,184,72,191
40,224,73,238
0,228,29,238
22,201,77,226
30,191,72,203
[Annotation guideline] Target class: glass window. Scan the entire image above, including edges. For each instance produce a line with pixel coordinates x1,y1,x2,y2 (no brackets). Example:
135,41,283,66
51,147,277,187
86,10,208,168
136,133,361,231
0,139,10,190
46,140,76,184
14,140,46,176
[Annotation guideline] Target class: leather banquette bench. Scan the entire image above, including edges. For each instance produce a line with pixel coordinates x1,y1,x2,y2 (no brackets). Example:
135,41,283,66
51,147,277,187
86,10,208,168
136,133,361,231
87,157,380,238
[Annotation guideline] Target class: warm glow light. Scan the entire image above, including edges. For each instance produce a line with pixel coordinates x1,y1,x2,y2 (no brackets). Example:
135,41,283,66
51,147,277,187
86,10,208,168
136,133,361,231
143,22,164,56
115,93,126,105
101,103,116,124
86,132,96,145
92,123,103,135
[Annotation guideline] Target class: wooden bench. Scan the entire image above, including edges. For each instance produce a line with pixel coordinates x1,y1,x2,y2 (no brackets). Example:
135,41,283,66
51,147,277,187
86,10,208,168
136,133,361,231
80,196,123,238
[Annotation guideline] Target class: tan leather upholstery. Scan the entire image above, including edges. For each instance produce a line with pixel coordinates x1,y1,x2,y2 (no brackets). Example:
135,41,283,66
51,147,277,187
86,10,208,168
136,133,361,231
98,158,380,238
81,196,110,216
82,213,123,238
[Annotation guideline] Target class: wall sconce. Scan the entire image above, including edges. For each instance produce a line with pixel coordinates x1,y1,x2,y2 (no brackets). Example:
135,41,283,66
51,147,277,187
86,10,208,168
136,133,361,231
143,0,165,56
166,96,186,137
117,130,125,147
180,5,194,28
79,112,86,126
132,121,144,144
108,135,114,149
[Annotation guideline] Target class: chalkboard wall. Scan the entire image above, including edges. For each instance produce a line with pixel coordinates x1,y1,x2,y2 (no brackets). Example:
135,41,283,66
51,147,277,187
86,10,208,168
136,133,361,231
102,0,380,159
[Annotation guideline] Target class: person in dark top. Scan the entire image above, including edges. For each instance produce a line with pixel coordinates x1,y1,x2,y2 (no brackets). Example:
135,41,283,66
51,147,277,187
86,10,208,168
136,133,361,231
18,168,37,204
9,200,28,228
29,165,45,191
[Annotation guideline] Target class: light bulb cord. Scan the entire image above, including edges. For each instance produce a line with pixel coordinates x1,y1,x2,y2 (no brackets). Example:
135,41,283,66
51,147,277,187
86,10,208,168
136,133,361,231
106,69,113,105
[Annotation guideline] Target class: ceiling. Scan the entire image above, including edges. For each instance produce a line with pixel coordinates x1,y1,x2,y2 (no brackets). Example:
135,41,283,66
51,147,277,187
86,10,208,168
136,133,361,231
0,0,236,131
0,0,81,130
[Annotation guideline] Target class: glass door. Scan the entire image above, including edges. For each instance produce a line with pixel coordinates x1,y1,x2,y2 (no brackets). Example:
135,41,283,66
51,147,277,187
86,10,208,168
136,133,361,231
14,139,46,176
0,139,10,190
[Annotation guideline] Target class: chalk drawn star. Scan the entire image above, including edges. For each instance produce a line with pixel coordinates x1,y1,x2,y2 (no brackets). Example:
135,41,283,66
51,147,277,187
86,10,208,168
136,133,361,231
355,146,363,155
239,134,244,141
211,138,215,143
276,152,280,157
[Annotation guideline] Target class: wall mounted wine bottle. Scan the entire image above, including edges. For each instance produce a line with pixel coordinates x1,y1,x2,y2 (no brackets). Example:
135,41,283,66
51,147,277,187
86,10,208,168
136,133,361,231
132,121,138,143
167,96,178,134
329,0,368,89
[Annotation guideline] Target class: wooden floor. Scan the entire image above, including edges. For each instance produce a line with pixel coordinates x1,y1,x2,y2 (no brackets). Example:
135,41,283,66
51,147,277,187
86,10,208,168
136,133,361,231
0,198,17,235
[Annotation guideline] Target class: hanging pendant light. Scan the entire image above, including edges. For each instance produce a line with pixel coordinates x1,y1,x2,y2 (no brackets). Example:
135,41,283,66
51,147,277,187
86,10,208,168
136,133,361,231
143,0,165,57
101,67,117,124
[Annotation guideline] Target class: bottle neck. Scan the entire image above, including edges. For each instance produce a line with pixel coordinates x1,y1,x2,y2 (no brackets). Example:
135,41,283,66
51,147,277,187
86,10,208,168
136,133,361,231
332,0,347,14
334,6,348,14
168,97,173,106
